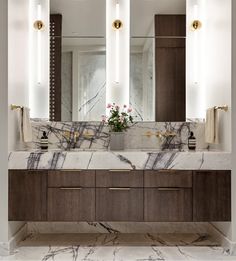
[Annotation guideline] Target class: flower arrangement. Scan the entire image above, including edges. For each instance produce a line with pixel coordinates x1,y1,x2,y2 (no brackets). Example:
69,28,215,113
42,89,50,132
102,103,133,132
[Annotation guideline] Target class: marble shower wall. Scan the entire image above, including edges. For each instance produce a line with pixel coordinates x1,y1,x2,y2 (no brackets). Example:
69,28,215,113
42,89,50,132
61,52,73,121
29,121,207,151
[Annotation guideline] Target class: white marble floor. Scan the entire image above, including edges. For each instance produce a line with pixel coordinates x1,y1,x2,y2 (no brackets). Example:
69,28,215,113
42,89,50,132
0,234,235,261
0,246,235,261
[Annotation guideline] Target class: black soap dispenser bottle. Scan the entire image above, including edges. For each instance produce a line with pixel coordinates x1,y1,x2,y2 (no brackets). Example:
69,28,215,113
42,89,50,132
40,131,48,151
188,131,196,150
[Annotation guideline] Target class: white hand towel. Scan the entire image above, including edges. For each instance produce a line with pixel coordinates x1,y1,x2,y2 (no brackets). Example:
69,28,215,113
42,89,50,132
16,107,32,143
205,107,219,144
22,107,32,142
16,108,23,142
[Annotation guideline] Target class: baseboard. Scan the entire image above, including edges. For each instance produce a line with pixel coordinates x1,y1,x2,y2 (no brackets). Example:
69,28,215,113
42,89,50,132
208,223,236,255
0,224,27,256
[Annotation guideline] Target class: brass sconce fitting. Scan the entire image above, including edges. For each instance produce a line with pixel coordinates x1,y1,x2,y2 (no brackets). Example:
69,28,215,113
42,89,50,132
34,20,44,30
191,20,202,31
112,19,123,29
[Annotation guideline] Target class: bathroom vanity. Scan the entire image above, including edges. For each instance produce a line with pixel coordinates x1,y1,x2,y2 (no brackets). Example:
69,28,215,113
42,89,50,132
8,151,231,223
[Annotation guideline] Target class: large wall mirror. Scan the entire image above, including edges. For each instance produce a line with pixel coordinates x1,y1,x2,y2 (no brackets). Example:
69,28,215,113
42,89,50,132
50,0,106,122
50,0,186,122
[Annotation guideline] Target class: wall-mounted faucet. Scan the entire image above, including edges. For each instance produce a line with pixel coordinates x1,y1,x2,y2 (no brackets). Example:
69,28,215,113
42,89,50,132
143,131,176,139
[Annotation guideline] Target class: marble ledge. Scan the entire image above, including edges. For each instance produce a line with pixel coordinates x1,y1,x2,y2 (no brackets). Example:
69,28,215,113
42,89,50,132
8,150,231,170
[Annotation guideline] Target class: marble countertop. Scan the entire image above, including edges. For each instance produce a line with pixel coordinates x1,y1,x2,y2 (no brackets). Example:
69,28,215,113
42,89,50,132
8,150,231,170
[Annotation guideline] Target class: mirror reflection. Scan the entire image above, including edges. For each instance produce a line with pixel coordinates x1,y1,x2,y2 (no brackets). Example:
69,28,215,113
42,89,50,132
50,0,186,122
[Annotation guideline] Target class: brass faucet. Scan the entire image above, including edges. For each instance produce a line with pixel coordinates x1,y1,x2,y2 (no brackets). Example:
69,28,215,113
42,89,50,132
143,131,176,139
63,131,79,150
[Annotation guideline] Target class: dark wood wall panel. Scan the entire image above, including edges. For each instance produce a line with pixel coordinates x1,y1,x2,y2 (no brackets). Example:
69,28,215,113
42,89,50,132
155,15,186,122
9,170,47,221
50,14,62,121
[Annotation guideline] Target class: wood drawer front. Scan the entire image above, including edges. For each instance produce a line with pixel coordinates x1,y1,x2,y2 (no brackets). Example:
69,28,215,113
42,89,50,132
9,170,47,221
193,170,231,221
96,188,143,221
47,188,95,221
96,170,143,187
144,170,192,188
144,188,192,222
48,170,95,187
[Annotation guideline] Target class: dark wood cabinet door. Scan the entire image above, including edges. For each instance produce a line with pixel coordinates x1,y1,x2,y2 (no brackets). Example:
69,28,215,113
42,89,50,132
96,170,143,187
9,170,47,221
48,170,95,187
144,170,192,188
144,188,192,222
96,188,143,221
48,188,95,221
193,170,231,221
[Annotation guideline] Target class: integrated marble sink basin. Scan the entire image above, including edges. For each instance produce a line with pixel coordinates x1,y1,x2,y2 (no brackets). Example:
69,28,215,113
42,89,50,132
8,149,231,171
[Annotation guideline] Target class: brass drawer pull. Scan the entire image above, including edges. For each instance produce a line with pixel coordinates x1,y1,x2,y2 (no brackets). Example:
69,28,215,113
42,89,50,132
158,170,174,173
108,170,131,172
157,188,180,191
108,187,131,191
61,170,82,172
60,187,82,190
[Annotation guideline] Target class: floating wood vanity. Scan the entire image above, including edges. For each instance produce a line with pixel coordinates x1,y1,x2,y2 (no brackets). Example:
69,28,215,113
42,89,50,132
8,169,231,222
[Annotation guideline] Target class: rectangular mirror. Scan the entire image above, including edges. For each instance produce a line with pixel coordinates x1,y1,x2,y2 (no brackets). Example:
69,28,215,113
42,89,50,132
130,37,155,121
50,0,106,121
130,0,186,122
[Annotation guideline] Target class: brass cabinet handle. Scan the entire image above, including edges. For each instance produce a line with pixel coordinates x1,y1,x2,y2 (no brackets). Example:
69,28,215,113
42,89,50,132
61,170,82,172
158,169,174,173
157,188,180,191
60,187,82,190
108,170,131,172
108,187,131,191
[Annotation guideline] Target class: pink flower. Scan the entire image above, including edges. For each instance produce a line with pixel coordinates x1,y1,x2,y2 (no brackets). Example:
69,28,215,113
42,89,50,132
119,116,124,123
127,107,132,113
115,105,120,110
107,103,112,109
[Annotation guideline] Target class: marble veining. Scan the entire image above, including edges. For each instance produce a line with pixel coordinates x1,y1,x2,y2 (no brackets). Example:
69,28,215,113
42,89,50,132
27,222,210,235
8,150,231,170
27,121,207,152
1,235,235,261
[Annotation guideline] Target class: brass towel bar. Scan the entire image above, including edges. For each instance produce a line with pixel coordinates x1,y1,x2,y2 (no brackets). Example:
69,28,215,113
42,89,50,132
10,104,23,110
214,105,228,112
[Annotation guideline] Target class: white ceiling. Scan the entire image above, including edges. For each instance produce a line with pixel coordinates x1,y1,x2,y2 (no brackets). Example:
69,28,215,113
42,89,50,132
50,0,186,37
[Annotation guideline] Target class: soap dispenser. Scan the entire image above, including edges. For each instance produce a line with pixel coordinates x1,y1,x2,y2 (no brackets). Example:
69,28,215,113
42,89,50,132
188,131,196,150
40,131,48,151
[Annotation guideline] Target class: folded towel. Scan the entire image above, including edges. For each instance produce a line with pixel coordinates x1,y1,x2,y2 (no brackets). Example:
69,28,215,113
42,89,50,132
205,107,219,144
16,107,32,143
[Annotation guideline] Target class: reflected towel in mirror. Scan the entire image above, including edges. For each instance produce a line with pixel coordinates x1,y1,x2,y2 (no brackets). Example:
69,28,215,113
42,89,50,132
16,107,32,143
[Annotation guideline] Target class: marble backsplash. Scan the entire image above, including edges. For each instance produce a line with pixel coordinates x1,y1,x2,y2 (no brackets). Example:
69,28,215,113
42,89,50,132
24,121,207,151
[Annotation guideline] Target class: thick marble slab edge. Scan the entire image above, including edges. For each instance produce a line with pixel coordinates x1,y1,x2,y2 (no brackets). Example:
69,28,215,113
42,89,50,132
8,151,231,170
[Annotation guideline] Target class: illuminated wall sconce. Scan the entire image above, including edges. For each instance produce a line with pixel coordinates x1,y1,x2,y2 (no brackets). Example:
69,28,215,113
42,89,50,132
29,0,49,119
34,4,44,85
106,0,130,107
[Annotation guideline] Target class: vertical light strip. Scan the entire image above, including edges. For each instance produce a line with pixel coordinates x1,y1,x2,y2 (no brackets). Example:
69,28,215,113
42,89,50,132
29,0,49,119
37,4,42,84
193,4,199,84
115,2,120,84
106,0,130,108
